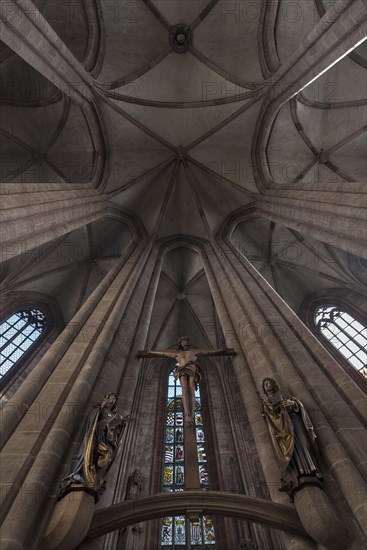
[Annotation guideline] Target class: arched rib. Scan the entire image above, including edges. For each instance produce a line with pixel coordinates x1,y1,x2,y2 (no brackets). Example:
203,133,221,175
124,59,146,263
99,48,172,90
189,46,263,90
298,93,367,110
107,156,176,197
86,490,309,540
140,0,171,31
104,87,260,108
186,155,259,200
190,0,221,31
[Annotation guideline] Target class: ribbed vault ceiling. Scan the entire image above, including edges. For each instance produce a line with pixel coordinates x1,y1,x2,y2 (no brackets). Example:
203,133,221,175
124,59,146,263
0,0,366,335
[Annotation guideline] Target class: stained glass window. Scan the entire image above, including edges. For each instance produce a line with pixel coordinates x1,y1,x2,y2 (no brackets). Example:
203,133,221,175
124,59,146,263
161,369,216,548
0,308,46,381
315,306,367,379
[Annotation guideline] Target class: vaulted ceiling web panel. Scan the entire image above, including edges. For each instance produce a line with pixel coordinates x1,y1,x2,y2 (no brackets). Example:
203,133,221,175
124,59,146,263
193,0,264,82
186,162,253,234
330,134,367,181
0,100,65,152
47,102,95,182
162,247,203,291
267,102,315,183
0,234,67,289
269,225,360,312
98,0,168,83
149,295,212,351
296,100,366,153
0,141,35,183
0,219,132,324
2,228,89,284
300,55,367,104
157,164,207,238
189,100,263,192
232,218,365,313
111,51,253,103
118,98,250,148
267,50,367,185
300,163,347,184
0,55,95,184
353,41,367,63
146,243,221,352
232,218,272,275
37,0,89,62
275,0,319,63
9,166,65,184
0,51,60,106
112,162,175,234
15,264,87,324
150,0,206,25
147,245,214,348
146,274,180,350
100,102,173,192
185,273,220,348
90,219,133,258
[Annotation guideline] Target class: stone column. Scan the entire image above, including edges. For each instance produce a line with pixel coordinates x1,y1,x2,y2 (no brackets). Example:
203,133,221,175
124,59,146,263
253,0,367,186
0,237,156,550
0,241,136,448
202,239,367,544
99,250,164,550
256,181,367,258
0,1,106,188
202,249,291,505
222,237,367,424
83,248,163,412
269,0,367,107
0,183,107,263
0,0,94,107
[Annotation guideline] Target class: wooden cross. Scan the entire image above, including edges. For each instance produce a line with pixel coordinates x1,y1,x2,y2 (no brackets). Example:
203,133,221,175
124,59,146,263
138,337,236,490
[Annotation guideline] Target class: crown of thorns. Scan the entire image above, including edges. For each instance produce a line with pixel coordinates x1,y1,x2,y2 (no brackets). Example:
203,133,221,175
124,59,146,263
178,336,190,344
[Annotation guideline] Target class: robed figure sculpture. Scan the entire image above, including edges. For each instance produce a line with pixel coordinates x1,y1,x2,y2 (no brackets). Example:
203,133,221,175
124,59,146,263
261,377,323,496
58,393,130,500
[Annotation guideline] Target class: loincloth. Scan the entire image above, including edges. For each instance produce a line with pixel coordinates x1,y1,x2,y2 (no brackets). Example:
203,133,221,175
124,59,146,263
174,363,201,384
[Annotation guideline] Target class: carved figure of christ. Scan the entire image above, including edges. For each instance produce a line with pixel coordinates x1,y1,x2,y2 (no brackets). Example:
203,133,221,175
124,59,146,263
138,337,236,426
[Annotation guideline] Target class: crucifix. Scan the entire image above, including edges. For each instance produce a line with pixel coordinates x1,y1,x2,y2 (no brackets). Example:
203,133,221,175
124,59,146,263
138,336,236,490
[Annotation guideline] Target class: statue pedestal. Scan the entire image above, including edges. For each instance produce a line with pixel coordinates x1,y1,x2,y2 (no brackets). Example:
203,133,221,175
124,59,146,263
43,487,96,550
293,481,348,550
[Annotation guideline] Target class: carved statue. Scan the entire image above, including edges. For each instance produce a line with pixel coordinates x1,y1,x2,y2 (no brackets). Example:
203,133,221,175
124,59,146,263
58,393,131,500
139,337,236,426
261,377,322,496
126,469,143,500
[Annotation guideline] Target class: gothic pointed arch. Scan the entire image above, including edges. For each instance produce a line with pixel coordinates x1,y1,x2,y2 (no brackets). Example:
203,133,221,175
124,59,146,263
299,288,367,393
0,292,64,396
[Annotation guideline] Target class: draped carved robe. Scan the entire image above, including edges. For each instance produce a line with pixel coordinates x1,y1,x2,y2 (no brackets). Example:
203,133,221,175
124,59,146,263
262,393,322,491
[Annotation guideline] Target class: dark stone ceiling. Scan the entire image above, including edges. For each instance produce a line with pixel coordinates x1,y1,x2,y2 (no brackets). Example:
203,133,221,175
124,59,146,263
0,0,366,329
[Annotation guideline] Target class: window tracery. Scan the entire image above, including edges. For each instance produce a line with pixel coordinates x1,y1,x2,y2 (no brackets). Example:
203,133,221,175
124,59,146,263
0,308,46,382
315,306,366,379
0,294,62,396
161,369,216,548
299,290,367,391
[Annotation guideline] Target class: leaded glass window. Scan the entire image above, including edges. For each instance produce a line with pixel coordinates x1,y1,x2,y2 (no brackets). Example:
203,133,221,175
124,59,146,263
161,369,216,548
0,308,46,381
315,306,367,379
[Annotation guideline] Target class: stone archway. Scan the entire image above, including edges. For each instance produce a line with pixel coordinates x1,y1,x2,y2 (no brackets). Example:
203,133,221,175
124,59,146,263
85,490,310,541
